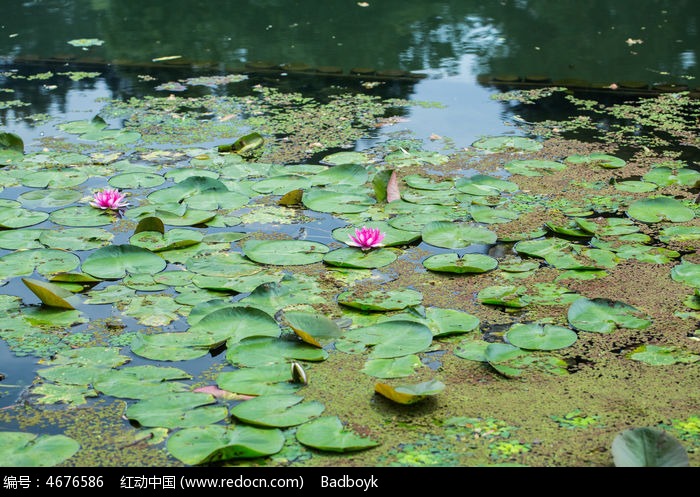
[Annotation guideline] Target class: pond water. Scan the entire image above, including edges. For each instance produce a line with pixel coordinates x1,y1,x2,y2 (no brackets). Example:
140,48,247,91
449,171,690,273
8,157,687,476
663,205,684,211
1,1,699,468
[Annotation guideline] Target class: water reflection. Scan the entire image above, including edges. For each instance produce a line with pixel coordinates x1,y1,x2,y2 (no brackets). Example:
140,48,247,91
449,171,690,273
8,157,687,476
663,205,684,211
1,0,697,84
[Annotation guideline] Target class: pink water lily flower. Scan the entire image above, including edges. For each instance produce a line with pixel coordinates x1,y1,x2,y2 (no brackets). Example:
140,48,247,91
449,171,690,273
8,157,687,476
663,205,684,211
90,188,129,210
347,226,385,251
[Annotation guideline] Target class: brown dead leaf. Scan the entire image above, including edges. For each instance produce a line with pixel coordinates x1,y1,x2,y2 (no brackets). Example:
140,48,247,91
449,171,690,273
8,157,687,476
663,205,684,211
386,170,401,203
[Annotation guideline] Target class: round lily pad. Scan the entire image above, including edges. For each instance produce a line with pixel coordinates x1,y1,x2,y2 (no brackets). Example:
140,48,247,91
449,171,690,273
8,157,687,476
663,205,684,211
324,247,396,269
82,244,167,280
422,221,497,249
230,394,325,428
216,363,300,396
243,239,329,265
334,320,433,359
567,297,652,333
166,425,285,465
504,159,567,177
455,174,519,196
565,153,626,169
374,379,445,404
472,136,543,153
423,253,498,273
627,197,695,223
226,336,328,367
126,392,227,428
283,310,342,347
0,432,80,467
0,248,81,280
0,206,49,228
337,288,423,311
504,323,578,350
302,188,375,214
295,415,380,452
612,427,689,467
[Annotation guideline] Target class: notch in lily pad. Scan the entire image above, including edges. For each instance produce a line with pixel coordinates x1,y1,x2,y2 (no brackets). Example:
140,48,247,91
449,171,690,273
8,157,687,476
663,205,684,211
374,379,445,404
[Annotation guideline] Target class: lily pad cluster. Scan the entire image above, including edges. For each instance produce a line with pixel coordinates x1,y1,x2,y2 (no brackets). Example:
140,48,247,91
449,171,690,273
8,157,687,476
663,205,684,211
1,73,699,469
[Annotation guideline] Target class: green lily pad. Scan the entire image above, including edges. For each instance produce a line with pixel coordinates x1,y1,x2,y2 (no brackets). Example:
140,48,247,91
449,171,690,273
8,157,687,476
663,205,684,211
0,228,46,250
334,320,433,359
193,271,283,294
302,188,375,213
0,432,80,467
384,148,448,167
361,355,424,378
472,136,543,153
166,425,285,465
643,167,700,187
92,366,192,399
130,228,203,252
422,221,497,249
310,163,368,186
627,345,700,365
50,206,115,227
129,333,212,362
0,248,80,280
627,197,695,223
455,174,519,196
403,174,454,190
0,206,49,228
0,132,24,152
226,336,328,368
252,174,312,195
454,339,490,362
20,169,88,188
374,379,445,404
38,228,113,251
242,239,329,265
17,188,83,207
614,180,658,193
671,259,700,288
425,307,481,337
477,285,530,308
82,244,167,280
324,247,397,269
659,226,700,244
565,153,626,169
282,310,342,347
469,204,520,224
611,428,689,467
295,415,380,452
504,323,578,351
483,342,571,378
125,392,227,428
337,288,423,311
230,394,325,428
504,159,566,177
109,172,165,189
216,363,300,396
567,297,652,333
321,151,371,165
423,253,498,273
189,305,281,345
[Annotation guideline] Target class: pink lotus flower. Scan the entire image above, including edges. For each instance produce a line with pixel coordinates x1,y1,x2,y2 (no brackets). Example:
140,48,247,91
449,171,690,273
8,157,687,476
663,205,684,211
90,188,128,210
347,226,385,251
